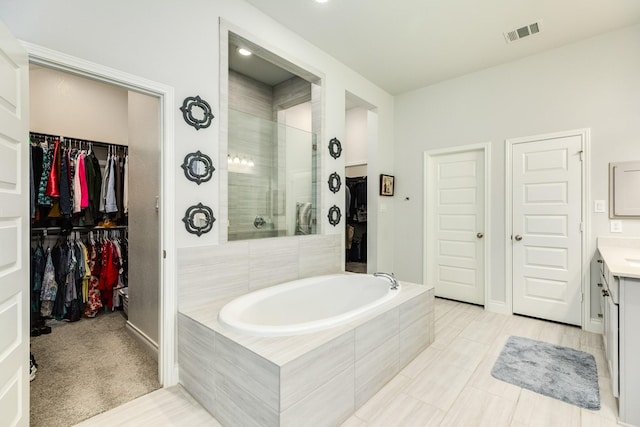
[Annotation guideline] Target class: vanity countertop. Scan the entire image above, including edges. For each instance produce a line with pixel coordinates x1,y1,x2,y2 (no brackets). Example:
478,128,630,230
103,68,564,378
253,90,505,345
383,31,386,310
597,237,640,279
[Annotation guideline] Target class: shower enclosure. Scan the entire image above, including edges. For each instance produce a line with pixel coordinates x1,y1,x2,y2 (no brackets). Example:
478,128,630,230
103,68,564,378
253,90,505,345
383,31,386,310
227,108,318,241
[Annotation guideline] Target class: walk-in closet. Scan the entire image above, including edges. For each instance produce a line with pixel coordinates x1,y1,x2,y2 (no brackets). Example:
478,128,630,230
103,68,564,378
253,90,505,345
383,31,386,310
345,96,375,274
28,65,162,427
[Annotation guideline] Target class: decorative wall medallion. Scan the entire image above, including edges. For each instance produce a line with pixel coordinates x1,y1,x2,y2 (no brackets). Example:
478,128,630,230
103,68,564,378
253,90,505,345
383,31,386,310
182,203,216,236
328,172,341,193
328,137,342,159
180,95,214,130
181,151,215,185
328,205,341,226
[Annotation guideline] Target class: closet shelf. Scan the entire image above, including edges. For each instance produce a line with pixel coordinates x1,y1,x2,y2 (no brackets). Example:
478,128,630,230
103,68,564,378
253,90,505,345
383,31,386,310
32,225,128,233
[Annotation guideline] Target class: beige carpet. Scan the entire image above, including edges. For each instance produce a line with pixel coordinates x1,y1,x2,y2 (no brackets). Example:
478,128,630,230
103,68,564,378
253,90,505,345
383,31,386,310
30,311,161,427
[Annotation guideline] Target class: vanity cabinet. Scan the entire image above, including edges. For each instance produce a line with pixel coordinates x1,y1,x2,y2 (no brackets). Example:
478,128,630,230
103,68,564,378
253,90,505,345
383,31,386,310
598,242,640,426
598,255,619,398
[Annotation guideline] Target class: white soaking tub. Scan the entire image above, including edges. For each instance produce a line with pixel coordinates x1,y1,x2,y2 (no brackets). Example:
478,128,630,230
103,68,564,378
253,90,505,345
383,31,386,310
218,273,399,336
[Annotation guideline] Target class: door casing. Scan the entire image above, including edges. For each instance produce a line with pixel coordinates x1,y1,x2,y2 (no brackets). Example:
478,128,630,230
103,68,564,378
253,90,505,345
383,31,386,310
424,142,491,307
22,41,179,385
505,129,594,331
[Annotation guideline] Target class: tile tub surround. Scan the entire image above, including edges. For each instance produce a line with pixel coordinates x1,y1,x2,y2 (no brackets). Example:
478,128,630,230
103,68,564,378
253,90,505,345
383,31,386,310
177,234,342,309
178,282,434,427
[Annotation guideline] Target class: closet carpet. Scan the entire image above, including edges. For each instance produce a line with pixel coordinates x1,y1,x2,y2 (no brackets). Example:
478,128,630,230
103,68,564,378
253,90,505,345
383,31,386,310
30,311,161,427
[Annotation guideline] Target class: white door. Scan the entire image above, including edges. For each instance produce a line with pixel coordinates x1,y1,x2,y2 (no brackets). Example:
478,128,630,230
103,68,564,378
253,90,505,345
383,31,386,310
511,135,582,325
427,149,485,305
0,19,30,427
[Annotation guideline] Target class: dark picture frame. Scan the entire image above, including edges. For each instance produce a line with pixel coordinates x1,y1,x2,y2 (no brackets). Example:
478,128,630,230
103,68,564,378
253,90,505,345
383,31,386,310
380,174,394,196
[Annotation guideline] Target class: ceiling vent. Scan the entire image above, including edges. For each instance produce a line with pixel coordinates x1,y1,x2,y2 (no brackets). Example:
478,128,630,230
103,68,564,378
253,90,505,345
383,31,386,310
504,20,542,44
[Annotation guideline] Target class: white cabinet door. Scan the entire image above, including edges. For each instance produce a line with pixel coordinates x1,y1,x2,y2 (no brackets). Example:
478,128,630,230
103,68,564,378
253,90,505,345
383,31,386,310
512,135,582,325
603,287,619,398
0,19,29,427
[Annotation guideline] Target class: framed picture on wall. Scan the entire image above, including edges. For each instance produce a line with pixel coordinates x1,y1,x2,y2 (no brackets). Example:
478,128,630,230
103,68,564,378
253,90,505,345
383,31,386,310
380,174,395,196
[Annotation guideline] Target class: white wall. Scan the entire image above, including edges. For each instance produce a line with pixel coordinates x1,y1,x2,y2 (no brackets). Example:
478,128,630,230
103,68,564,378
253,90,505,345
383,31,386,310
345,107,368,166
394,24,640,309
0,0,396,282
29,65,128,143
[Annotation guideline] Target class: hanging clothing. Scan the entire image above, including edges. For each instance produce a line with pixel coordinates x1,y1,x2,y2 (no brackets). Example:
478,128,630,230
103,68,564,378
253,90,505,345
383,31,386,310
105,155,118,213
45,138,60,197
123,154,129,215
79,152,89,209
37,145,53,207
39,248,57,317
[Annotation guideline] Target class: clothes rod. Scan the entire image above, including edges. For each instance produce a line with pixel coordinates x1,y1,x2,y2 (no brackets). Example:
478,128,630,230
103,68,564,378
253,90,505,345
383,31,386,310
29,131,128,148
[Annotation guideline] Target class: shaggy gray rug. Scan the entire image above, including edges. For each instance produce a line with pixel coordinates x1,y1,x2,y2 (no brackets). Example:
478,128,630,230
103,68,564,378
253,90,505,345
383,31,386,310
491,336,600,410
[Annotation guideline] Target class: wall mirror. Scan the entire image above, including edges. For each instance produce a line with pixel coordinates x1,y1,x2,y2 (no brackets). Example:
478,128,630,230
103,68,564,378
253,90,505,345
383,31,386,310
223,30,322,241
609,160,640,218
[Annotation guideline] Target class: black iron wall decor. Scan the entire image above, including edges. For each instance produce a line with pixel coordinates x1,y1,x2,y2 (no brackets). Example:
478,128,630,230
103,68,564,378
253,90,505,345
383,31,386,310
327,205,342,226
328,172,341,193
328,137,342,159
180,95,214,130
182,203,216,236
181,151,215,185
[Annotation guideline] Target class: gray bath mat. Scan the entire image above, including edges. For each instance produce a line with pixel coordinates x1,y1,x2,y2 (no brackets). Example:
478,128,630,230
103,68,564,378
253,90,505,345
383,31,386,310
491,336,600,410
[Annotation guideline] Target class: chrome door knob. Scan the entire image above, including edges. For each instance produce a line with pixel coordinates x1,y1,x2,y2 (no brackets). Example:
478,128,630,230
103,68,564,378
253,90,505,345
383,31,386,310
476,232,484,239
514,235,523,241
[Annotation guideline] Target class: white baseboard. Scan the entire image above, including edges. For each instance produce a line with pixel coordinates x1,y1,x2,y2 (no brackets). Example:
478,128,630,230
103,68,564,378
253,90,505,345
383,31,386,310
485,300,511,315
583,317,603,334
125,321,159,362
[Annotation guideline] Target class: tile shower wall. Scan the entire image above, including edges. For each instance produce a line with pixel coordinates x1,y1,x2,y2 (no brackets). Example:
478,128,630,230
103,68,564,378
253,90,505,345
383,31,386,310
177,234,342,309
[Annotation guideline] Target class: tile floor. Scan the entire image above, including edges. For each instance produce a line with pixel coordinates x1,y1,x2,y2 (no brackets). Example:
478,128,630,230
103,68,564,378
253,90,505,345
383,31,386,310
75,298,620,427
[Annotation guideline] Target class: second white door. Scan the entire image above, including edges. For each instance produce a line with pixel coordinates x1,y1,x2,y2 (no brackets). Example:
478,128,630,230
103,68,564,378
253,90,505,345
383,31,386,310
511,134,583,326
427,148,485,305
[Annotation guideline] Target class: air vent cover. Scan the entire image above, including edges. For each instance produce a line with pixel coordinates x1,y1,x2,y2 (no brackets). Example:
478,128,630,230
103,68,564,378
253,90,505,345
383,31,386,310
504,20,542,44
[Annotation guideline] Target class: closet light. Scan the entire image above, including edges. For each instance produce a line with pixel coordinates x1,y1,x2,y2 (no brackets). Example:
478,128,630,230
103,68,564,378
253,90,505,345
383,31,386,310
237,47,252,56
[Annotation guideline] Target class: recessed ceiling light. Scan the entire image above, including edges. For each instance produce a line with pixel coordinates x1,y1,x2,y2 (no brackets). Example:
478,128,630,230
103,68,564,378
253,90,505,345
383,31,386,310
315,0,330,3
237,47,252,56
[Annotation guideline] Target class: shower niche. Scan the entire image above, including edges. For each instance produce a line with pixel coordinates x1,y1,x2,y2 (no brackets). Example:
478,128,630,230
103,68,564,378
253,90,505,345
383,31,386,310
223,29,322,241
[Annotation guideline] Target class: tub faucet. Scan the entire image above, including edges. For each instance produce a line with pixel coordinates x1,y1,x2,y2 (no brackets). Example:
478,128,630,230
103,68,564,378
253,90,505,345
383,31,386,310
374,272,399,290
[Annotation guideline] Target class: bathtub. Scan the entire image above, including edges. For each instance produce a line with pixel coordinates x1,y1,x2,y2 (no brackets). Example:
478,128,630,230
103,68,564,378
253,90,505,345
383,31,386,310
179,276,433,427
218,273,399,336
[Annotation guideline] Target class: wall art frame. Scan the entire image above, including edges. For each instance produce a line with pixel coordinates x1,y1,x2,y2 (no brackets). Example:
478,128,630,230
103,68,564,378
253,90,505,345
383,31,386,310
380,174,395,196
181,150,215,185
180,95,214,130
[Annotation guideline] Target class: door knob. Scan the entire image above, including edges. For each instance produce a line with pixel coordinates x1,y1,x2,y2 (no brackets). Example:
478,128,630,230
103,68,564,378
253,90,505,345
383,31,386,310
476,232,484,239
514,235,523,241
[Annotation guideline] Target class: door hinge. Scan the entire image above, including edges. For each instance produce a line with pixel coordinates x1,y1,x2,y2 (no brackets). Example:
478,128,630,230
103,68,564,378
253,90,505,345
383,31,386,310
581,292,584,302
579,222,584,232
163,250,167,259
578,150,584,161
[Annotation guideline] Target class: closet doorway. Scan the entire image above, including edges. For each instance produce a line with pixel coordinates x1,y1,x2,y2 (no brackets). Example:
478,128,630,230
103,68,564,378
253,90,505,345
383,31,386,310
344,92,376,274
28,63,163,426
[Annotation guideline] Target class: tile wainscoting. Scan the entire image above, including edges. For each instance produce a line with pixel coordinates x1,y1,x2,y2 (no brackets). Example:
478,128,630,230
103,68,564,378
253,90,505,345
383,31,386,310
178,282,434,427
177,234,342,309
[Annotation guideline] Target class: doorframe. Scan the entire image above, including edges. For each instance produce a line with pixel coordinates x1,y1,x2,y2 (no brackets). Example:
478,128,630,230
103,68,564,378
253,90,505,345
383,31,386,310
423,142,491,308
21,42,178,385
504,128,594,331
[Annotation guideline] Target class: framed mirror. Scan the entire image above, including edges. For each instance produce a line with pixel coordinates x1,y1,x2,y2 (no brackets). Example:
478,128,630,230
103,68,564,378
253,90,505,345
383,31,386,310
328,205,341,226
328,172,341,193
182,203,216,236
328,137,342,159
180,95,214,130
181,151,215,185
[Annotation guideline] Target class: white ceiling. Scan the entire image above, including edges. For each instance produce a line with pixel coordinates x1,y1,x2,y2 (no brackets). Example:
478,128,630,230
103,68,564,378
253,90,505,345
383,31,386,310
245,0,640,95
